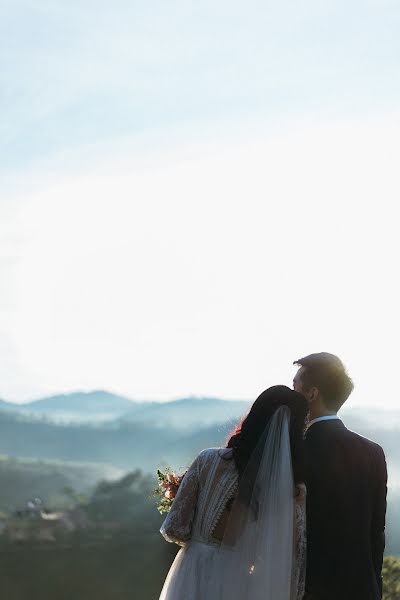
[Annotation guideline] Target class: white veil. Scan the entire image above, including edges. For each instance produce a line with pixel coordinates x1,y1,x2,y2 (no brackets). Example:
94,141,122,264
207,405,295,600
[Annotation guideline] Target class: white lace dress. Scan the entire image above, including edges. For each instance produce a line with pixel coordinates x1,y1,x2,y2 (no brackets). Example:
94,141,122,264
159,447,306,600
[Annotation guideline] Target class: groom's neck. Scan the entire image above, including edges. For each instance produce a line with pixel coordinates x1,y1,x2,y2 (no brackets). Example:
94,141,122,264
309,403,337,421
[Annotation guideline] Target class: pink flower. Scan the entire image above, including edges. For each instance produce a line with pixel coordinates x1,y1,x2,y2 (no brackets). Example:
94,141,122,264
154,466,186,514
167,472,179,484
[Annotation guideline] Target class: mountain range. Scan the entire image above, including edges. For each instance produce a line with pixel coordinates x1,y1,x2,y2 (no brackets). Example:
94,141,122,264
1,390,399,432
0,391,135,423
0,391,250,428
0,390,399,553
0,393,399,475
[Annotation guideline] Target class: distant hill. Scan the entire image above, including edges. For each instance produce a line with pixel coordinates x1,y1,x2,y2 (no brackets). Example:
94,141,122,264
0,402,399,553
4,390,399,432
119,397,251,429
0,402,398,479
0,398,22,412
1,392,250,427
0,408,224,472
341,406,400,431
0,454,122,512
5,391,137,423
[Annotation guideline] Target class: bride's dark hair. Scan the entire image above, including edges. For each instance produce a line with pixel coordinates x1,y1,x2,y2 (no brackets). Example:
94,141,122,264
226,385,308,486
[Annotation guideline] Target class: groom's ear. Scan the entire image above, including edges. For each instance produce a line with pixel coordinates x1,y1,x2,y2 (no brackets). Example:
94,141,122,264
308,386,319,403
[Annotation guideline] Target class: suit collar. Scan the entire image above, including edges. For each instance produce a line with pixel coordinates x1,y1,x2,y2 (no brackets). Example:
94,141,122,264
305,417,346,439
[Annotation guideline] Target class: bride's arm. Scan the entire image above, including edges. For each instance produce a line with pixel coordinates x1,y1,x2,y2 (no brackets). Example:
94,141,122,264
160,452,203,546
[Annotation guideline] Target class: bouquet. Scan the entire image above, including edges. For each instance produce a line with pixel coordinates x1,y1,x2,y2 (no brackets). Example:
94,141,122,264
151,468,185,514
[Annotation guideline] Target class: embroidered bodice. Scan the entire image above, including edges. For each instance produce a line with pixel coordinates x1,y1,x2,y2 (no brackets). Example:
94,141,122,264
160,447,306,599
161,448,238,546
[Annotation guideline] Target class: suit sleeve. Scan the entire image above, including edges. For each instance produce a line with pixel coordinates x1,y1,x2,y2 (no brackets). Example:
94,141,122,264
370,445,387,598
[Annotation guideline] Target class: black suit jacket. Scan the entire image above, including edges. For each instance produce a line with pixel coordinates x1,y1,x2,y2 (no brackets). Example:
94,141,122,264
304,419,387,600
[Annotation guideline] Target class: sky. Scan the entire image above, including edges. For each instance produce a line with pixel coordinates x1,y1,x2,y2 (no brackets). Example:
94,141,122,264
1,0,400,407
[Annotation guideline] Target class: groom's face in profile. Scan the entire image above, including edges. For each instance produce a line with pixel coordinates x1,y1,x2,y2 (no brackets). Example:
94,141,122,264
293,367,306,395
293,367,314,405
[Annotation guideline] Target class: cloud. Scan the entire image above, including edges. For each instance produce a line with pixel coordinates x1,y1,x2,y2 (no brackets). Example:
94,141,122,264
1,113,399,404
1,0,399,401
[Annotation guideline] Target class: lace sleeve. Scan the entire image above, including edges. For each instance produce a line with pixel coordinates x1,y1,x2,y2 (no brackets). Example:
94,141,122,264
160,453,202,546
293,483,307,600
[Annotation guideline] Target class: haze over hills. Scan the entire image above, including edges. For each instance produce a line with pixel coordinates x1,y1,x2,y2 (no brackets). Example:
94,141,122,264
0,454,122,512
0,393,399,554
118,397,251,429
24,391,134,413
0,396,399,477
0,398,23,412
1,390,400,432
1,391,251,427
3,391,136,423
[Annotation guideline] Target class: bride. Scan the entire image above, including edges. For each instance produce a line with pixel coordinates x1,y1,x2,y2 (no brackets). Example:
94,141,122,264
158,385,308,600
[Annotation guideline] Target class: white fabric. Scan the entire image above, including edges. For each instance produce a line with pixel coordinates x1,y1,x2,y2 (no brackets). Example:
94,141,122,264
159,406,306,600
160,448,238,547
207,406,297,600
307,415,340,430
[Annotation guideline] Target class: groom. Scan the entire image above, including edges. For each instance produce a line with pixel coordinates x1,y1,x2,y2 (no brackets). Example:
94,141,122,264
293,353,387,600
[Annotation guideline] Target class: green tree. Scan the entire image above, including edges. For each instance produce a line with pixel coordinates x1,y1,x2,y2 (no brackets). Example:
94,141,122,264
383,556,400,600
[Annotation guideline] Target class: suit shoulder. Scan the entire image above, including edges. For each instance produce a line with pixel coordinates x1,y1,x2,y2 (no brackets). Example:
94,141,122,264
344,427,385,457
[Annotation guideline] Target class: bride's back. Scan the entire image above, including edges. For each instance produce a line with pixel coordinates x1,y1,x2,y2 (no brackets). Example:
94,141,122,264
161,447,238,546
159,387,309,600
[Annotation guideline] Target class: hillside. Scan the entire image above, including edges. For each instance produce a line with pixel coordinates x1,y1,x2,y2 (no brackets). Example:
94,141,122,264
0,409,226,472
4,391,400,432
118,396,250,429
6,391,137,423
0,398,22,412
0,398,399,555
0,455,122,512
3,393,250,427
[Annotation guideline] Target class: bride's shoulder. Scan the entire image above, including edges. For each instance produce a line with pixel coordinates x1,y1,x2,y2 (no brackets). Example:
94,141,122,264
218,447,234,460
197,447,233,462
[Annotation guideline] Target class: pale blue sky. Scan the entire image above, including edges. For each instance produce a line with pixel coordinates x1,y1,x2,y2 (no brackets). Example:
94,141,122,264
2,0,400,170
1,1,400,406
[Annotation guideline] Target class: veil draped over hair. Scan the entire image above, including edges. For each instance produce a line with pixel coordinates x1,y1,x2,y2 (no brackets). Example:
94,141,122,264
206,405,295,600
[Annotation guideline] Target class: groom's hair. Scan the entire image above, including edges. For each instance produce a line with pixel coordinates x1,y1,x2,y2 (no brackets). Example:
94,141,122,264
294,352,354,411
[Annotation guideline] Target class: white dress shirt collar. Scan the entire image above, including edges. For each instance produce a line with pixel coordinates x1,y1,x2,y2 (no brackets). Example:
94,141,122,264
307,415,341,430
